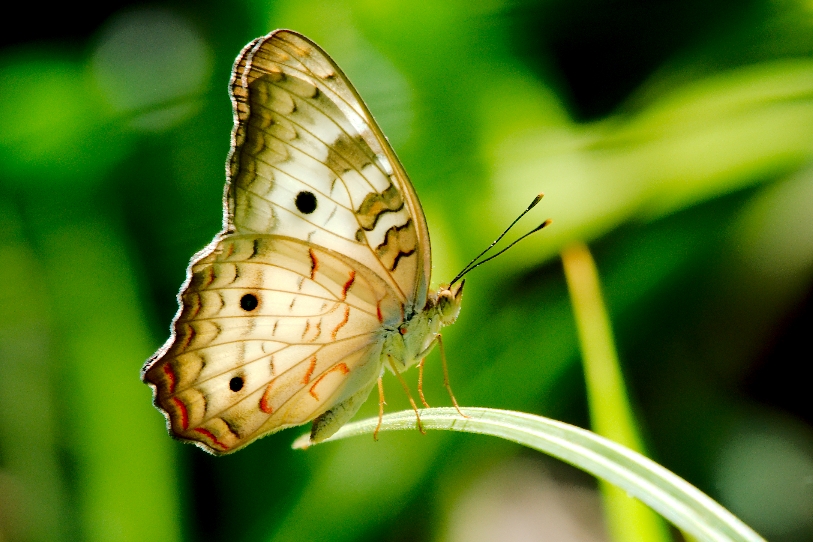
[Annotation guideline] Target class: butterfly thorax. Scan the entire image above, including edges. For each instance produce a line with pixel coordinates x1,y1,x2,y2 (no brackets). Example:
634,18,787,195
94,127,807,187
382,281,464,373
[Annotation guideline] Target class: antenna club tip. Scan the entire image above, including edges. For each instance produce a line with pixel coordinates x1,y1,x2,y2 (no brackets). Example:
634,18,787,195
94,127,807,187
530,219,553,233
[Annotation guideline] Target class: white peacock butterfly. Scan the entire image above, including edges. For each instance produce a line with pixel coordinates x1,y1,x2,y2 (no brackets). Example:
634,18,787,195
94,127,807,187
142,30,549,454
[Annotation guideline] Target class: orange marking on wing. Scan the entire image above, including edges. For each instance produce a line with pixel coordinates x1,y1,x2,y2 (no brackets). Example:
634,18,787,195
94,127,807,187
202,266,215,288
181,293,201,321
171,396,189,431
193,427,229,451
223,242,235,259
309,248,319,279
332,306,350,339
310,320,322,342
341,270,355,300
302,356,317,384
180,324,196,351
301,320,310,339
259,381,275,413
189,294,202,320
308,363,351,400
376,301,383,323
162,363,177,394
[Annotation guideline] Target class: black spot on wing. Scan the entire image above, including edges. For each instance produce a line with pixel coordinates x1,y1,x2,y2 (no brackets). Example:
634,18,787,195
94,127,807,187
295,191,317,214
230,376,244,392
241,293,259,311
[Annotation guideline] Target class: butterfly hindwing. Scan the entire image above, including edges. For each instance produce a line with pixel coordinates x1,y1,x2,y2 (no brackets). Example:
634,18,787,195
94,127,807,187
143,235,404,453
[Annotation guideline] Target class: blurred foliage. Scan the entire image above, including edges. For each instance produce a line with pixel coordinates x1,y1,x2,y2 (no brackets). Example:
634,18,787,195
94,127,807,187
1,1,813,541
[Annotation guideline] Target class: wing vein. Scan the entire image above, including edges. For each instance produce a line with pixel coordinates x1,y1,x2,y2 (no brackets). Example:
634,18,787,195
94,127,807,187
196,338,379,426
231,189,409,301
191,287,378,317
252,84,388,188
169,332,375,357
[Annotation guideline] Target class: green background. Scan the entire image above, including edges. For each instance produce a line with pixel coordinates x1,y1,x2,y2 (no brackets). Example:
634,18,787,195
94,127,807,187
1,0,812,541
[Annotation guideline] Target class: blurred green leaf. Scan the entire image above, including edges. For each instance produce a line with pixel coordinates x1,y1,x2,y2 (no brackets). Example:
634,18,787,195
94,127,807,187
0,52,133,189
0,203,70,542
562,243,671,542
32,207,183,542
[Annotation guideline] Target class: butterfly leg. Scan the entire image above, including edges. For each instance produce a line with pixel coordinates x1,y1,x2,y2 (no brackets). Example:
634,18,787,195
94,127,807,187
387,356,426,435
374,377,386,441
437,334,468,418
417,358,431,408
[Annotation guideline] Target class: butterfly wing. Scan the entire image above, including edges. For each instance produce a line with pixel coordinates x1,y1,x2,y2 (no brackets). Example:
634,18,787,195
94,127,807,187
227,30,431,308
143,236,400,453
143,30,431,454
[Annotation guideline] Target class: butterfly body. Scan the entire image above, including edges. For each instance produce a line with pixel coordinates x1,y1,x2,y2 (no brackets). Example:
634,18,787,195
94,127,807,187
142,30,464,454
311,281,463,441
380,283,464,373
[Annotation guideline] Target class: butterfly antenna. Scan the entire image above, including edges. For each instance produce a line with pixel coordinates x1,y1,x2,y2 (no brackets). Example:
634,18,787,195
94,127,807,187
450,219,553,284
449,194,545,285
450,194,548,285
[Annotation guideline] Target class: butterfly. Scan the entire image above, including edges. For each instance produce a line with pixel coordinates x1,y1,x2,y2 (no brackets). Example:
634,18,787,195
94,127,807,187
141,30,470,455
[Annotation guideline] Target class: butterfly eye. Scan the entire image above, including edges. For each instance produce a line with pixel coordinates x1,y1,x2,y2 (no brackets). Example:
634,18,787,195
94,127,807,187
295,191,317,214
240,293,259,311
229,376,244,392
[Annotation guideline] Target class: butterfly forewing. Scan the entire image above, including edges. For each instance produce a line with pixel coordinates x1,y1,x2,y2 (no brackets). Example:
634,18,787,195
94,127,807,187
227,30,430,306
143,30,432,454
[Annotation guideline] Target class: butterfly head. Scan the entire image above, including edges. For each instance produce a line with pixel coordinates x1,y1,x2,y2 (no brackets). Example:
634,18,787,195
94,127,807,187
436,280,465,325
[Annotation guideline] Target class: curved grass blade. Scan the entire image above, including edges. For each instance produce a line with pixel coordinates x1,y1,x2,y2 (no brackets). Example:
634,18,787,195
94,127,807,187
562,242,671,542
293,407,764,542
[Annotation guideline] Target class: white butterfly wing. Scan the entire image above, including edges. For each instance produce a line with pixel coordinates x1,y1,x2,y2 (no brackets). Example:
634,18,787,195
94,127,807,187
227,30,431,307
142,30,431,454
144,236,401,453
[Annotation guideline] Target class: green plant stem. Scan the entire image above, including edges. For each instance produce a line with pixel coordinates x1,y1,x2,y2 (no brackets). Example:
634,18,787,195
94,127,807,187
294,408,764,542
562,242,672,542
